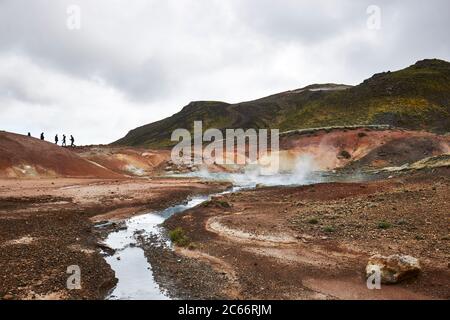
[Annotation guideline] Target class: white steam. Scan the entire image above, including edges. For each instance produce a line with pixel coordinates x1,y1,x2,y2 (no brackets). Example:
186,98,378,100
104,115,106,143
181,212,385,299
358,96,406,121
182,154,321,187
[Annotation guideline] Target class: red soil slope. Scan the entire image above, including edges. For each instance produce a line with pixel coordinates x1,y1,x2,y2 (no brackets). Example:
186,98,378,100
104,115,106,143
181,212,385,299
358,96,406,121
0,131,122,178
280,128,450,170
74,146,170,176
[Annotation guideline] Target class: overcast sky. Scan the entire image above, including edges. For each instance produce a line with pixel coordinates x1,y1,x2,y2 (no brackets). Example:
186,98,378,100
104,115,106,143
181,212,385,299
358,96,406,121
0,0,449,145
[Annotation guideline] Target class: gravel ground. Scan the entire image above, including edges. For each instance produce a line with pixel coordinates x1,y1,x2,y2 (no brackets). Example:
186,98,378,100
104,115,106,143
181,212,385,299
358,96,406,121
162,168,450,299
0,177,229,300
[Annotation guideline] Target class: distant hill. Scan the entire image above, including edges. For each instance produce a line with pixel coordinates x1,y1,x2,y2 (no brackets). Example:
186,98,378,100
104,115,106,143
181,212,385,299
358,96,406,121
0,131,122,178
113,59,450,148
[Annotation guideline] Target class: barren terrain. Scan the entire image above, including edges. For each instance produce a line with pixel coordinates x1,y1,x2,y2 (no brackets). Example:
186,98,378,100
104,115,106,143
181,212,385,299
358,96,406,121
160,168,450,299
0,177,229,299
0,128,449,300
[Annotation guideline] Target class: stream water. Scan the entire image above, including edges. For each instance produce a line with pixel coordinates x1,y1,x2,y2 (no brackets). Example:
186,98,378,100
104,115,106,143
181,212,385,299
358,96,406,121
104,195,210,300
102,171,371,299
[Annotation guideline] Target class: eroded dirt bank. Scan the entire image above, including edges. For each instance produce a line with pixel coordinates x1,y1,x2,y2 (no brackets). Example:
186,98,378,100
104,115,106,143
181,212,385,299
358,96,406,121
153,168,450,300
0,177,229,299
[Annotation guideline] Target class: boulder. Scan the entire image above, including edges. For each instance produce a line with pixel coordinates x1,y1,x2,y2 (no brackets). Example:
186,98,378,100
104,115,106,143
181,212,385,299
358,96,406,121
366,254,421,284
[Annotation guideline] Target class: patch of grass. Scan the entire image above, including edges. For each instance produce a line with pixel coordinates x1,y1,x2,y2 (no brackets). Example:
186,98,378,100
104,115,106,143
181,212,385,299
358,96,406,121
202,199,231,208
118,58,450,148
308,218,319,225
377,221,391,230
168,227,190,247
217,200,231,208
323,226,335,233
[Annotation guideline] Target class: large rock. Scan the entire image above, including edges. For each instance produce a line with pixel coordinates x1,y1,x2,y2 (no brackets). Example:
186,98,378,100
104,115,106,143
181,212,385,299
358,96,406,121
366,254,421,284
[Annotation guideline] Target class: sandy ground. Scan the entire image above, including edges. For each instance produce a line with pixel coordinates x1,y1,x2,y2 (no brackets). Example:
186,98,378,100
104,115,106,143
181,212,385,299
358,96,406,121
0,177,229,300
158,168,450,300
1,128,449,300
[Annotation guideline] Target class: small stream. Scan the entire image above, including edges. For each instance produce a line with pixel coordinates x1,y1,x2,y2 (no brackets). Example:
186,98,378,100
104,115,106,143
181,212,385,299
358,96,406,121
104,195,210,300
102,171,372,300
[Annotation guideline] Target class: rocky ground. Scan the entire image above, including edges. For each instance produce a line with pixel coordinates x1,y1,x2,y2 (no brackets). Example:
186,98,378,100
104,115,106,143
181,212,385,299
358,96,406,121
0,177,229,300
156,168,450,300
1,128,449,300
137,234,233,300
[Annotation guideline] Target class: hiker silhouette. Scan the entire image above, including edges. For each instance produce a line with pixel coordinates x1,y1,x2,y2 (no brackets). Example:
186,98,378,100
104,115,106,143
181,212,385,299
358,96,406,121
70,135,75,147
40,133,44,140
62,134,67,147
55,134,59,145
27,132,31,137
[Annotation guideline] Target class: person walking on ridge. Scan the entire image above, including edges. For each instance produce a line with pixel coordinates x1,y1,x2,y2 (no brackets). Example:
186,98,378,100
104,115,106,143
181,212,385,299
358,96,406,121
70,135,75,147
40,132,44,140
62,134,67,147
55,134,59,145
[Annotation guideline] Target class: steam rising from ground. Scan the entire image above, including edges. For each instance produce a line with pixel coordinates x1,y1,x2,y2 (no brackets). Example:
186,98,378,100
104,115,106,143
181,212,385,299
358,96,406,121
183,154,323,187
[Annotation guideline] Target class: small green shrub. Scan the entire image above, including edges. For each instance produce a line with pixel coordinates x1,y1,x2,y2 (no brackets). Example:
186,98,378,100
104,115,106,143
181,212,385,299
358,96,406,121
202,199,231,208
308,218,319,225
169,227,190,247
323,226,335,233
217,200,231,208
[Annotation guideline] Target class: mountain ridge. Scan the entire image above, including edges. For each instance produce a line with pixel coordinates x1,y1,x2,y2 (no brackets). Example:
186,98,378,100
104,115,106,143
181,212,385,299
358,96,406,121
113,58,450,148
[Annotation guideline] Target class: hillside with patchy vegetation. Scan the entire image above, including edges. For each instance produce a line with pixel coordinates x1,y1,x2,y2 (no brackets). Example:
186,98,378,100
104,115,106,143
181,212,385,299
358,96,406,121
114,59,450,148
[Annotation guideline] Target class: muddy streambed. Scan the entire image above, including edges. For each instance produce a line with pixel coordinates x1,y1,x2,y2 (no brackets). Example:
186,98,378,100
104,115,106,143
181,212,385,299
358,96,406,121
103,195,212,299
102,171,374,300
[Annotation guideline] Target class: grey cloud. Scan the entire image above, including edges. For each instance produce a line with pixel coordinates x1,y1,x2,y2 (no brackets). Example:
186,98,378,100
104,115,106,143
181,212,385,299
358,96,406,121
234,0,365,44
0,77,54,105
0,0,449,144
0,0,173,102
